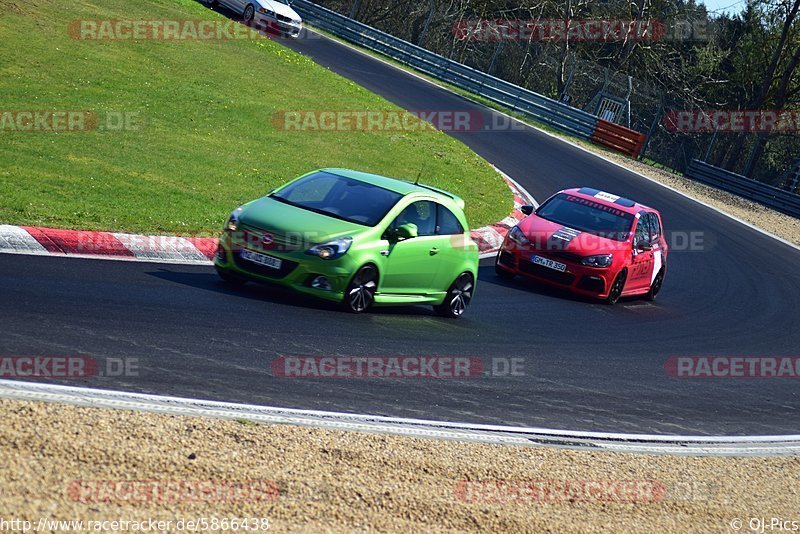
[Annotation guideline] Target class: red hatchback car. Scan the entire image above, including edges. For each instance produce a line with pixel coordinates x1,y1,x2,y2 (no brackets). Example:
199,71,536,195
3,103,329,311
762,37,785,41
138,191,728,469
495,187,667,304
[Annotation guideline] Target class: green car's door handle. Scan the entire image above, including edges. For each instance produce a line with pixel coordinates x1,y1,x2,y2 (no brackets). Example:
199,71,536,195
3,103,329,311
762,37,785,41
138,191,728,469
429,247,439,256
380,250,390,256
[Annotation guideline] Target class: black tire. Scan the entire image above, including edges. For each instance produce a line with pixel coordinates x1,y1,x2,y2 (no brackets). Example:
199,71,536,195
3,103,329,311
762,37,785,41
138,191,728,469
243,3,255,24
217,268,246,287
434,272,474,318
645,268,665,301
605,269,627,305
343,264,378,313
494,257,515,281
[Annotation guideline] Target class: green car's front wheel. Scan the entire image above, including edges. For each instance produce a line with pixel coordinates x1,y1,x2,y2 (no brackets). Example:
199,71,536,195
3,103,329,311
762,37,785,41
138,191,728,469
434,272,474,318
343,264,378,313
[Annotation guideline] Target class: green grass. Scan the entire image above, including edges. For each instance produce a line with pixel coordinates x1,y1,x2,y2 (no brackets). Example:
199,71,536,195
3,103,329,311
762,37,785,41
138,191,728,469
0,0,510,234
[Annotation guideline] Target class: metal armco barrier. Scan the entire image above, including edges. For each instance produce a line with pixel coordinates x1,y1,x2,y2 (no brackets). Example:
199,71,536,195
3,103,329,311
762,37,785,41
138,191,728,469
686,160,800,219
591,119,646,158
291,0,646,156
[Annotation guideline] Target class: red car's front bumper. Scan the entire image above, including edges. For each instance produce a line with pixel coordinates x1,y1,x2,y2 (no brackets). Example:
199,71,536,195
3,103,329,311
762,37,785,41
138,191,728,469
496,241,618,299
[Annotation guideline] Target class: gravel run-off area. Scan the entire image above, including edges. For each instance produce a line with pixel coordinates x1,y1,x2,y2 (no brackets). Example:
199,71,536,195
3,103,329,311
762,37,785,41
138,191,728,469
1,399,798,532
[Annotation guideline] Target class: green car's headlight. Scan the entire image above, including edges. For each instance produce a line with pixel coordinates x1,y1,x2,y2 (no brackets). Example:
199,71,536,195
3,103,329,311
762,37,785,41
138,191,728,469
581,254,613,268
306,237,353,260
226,207,243,231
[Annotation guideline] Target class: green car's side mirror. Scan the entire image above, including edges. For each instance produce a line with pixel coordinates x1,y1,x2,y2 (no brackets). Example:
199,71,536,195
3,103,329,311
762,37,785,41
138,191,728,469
396,223,418,240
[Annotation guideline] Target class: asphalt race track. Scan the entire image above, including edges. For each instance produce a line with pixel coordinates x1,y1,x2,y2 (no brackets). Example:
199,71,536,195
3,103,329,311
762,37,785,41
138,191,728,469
2,24,800,435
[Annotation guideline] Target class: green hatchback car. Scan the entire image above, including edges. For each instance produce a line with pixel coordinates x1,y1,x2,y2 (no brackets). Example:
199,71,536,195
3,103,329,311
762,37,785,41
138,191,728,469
214,169,479,317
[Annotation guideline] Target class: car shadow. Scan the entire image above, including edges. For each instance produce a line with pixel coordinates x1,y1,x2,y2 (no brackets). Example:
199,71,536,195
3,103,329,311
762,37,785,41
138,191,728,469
146,268,441,317
476,263,643,306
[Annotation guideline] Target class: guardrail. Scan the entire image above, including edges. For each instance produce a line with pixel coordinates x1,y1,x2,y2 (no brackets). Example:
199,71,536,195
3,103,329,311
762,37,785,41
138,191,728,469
291,0,645,157
686,160,800,218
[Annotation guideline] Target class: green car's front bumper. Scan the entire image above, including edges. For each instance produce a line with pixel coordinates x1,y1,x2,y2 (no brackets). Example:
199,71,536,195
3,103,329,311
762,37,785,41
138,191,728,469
214,230,356,303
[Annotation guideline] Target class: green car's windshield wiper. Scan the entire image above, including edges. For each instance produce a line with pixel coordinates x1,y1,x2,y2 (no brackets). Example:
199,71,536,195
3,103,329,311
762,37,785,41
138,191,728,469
269,194,366,226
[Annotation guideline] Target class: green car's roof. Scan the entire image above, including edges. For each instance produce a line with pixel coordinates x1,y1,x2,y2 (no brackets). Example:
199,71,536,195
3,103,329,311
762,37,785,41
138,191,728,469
322,168,464,207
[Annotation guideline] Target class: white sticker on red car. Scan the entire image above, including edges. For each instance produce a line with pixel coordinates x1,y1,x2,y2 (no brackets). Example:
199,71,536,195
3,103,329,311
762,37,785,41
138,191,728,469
548,226,582,250
652,250,662,283
594,191,621,203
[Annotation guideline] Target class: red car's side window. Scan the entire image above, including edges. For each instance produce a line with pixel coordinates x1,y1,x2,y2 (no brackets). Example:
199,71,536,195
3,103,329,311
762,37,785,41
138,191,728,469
647,213,662,243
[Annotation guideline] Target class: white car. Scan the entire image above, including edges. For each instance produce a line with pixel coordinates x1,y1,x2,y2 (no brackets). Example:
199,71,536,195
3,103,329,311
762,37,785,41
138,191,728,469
211,0,303,38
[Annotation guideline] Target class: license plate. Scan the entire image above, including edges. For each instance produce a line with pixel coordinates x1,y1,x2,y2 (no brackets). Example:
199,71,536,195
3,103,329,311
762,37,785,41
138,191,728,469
241,249,282,269
532,255,566,272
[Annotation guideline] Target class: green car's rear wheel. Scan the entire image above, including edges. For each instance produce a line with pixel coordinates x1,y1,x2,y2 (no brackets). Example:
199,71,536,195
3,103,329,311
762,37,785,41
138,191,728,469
434,272,474,318
343,264,378,313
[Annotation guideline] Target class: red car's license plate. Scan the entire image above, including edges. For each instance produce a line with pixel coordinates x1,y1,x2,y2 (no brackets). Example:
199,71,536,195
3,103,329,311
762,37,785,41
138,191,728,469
532,255,566,272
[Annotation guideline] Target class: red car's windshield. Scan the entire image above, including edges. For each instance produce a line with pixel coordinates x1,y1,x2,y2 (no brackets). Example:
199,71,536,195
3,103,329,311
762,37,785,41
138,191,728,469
535,193,635,242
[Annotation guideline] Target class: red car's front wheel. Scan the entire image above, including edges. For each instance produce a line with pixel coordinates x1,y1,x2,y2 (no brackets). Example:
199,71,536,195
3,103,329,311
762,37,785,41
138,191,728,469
605,269,627,305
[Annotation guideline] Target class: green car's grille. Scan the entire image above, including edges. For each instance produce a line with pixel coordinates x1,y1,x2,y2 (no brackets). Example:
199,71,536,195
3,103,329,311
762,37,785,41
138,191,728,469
237,223,305,252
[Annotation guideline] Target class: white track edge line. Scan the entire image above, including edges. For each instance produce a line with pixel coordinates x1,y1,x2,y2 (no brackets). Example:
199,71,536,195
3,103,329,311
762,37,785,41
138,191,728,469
1,380,798,449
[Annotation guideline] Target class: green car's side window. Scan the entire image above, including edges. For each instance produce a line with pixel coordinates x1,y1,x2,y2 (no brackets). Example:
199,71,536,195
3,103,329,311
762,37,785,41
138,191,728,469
435,204,464,235
393,201,437,236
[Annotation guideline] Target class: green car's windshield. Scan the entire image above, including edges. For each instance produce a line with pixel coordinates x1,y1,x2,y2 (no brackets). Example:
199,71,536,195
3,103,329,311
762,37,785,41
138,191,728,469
270,171,403,226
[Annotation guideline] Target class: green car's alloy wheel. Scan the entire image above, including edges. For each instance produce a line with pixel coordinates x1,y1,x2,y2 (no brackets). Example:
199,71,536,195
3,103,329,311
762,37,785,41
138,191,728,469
435,272,474,318
606,269,627,305
344,265,378,313
243,4,255,24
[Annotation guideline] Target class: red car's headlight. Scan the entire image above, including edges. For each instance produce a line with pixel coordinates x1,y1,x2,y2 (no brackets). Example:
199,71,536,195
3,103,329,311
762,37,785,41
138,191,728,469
507,225,529,245
581,254,613,268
